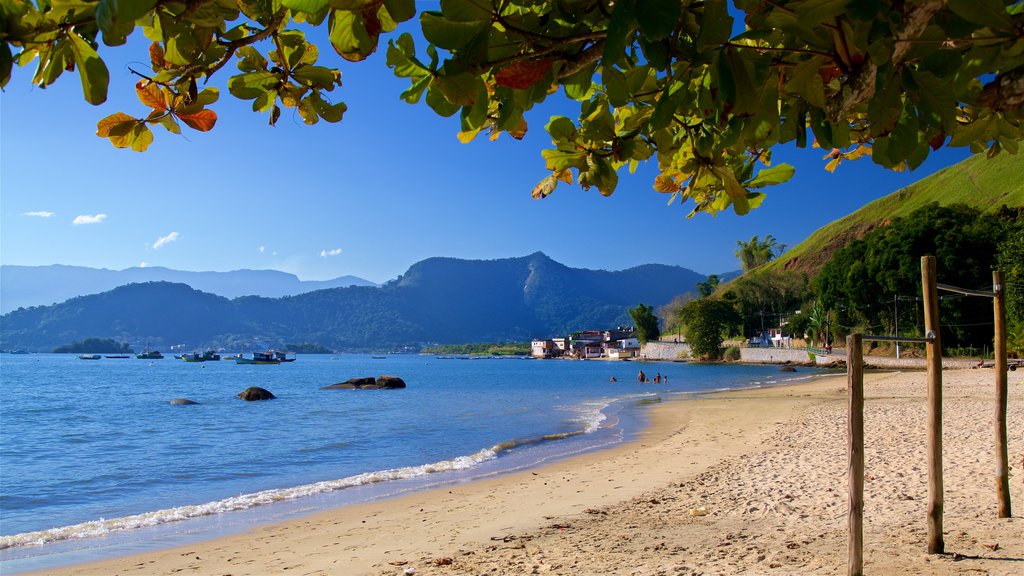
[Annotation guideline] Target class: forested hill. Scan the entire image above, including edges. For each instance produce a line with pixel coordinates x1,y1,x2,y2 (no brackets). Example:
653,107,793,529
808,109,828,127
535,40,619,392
0,252,709,352
765,152,1024,278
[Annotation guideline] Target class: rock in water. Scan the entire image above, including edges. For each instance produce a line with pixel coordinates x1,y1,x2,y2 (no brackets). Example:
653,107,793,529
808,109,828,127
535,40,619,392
321,377,376,390
237,387,276,401
169,398,199,405
780,366,797,372
320,376,406,390
375,375,406,389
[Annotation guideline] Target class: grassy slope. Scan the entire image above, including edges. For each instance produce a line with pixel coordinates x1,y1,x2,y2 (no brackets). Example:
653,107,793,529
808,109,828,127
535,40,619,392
763,152,1024,277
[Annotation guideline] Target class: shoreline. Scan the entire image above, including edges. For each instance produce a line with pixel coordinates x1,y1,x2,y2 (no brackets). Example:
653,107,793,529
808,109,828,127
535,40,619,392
18,368,1024,575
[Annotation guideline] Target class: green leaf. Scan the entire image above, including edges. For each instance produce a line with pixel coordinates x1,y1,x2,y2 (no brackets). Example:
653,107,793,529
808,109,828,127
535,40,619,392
400,75,431,103
383,0,416,22
602,66,628,107
0,42,12,88
746,163,795,188
797,0,849,30
602,0,636,70
562,62,597,101
228,71,280,100
542,147,588,172
425,85,460,117
387,34,429,78
636,1,680,41
784,56,826,109
282,0,330,14
308,90,347,122
697,0,732,50
440,0,492,22
420,12,489,51
546,116,578,142
433,72,480,105
949,116,994,147
329,8,376,62
67,32,109,105
96,0,155,46
236,46,268,72
948,0,1013,30
293,64,340,88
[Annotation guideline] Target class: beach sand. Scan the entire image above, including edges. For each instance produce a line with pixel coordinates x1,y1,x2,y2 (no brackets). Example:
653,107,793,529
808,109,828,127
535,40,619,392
30,368,1023,575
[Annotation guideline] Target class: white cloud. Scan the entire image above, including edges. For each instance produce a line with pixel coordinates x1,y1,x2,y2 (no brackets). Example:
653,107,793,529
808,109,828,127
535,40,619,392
259,245,266,254
153,231,180,249
73,213,107,225
320,248,343,257
139,262,149,268
23,211,55,218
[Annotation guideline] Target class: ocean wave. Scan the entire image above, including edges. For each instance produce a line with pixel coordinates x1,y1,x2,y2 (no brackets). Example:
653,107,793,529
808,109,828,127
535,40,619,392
0,423,605,550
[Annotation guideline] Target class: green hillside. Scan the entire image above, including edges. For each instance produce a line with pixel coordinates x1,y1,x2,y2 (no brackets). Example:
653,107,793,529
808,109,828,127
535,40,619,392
764,152,1024,277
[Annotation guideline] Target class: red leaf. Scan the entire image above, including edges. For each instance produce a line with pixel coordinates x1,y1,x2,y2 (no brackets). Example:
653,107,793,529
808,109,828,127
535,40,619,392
177,109,217,132
149,43,166,68
929,132,946,150
495,59,553,90
136,81,167,111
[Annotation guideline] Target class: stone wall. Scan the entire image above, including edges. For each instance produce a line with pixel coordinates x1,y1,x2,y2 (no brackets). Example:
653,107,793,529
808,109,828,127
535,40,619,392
640,342,982,370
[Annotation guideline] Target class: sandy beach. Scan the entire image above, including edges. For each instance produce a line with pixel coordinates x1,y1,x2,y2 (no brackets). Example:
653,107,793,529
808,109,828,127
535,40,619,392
27,367,1022,575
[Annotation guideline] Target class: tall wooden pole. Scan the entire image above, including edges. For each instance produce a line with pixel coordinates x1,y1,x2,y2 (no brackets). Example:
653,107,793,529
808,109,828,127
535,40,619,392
993,270,1011,518
922,255,944,554
848,334,864,576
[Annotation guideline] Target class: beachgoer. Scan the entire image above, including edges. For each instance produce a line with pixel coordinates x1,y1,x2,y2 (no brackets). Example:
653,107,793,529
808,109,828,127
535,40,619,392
654,373,661,383
610,376,617,382
637,370,646,383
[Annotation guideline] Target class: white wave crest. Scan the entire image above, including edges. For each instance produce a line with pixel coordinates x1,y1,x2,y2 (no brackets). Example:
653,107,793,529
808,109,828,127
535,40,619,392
0,446,502,550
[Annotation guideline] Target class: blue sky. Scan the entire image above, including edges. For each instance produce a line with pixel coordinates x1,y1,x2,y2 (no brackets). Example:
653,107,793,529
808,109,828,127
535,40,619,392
1,15,972,284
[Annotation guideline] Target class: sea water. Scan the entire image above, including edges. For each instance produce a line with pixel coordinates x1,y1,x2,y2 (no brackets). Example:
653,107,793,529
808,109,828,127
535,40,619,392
0,353,829,572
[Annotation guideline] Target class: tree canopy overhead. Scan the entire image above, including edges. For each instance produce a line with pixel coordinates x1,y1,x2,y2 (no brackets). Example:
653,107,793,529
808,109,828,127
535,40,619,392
3,0,1022,217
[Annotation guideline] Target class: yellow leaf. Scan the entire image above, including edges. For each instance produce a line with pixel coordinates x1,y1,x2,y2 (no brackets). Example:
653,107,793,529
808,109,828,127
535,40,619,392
555,169,573,184
457,128,481,143
653,174,679,193
96,112,137,138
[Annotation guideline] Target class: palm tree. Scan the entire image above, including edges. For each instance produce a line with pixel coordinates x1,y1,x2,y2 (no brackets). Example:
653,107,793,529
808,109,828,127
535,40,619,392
735,235,785,271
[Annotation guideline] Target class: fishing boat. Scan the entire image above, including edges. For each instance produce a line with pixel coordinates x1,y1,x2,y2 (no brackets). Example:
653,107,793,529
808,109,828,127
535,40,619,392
182,350,221,362
233,351,280,365
272,350,296,363
104,355,130,359
78,354,101,360
136,350,164,360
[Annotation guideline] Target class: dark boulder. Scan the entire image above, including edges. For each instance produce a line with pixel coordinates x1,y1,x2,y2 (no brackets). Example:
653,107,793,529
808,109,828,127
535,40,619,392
320,376,406,390
169,398,199,405
321,377,376,390
779,366,797,372
375,376,406,389
237,387,276,401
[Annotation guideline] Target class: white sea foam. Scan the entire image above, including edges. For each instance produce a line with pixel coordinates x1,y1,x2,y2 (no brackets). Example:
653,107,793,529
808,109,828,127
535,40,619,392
0,406,624,552
0,444,506,550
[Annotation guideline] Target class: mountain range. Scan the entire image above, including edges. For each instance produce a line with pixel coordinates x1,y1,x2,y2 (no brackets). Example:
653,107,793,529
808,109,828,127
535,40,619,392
0,253,720,352
0,264,377,314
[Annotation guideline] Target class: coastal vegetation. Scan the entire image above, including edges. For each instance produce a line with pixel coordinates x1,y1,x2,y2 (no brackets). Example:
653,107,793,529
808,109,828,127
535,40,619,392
627,303,660,345
4,2,1022,218
420,343,530,356
52,338,133,354
283,342,334,354
677,202,1024,357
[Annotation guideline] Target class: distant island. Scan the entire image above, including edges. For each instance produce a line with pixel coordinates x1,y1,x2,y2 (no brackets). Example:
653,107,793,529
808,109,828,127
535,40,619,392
420,343,531,356
53,338,134,354
283,342,334,354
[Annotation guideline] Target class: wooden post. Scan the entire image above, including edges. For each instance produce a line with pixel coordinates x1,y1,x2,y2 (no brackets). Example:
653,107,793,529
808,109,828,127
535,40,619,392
922,255,944,554
848,334,864,576
993,270,1011,518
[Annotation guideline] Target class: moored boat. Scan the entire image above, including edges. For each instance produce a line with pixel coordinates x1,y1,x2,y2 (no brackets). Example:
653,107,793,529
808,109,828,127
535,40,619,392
234,351,280,365
104,355,130,359
182,350,221,362
136,350,164,360
272,350,295,363
78,354,101,360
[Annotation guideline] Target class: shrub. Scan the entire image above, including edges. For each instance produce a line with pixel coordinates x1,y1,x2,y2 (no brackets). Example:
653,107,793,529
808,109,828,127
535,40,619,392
723,346,741,361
